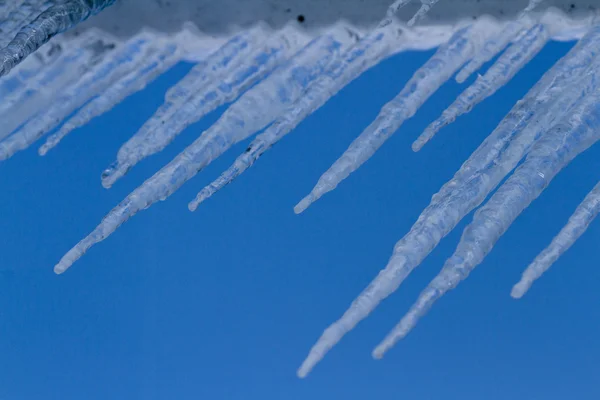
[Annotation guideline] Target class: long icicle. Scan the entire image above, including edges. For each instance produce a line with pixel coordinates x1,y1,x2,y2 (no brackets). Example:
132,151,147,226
297,24,600,379
511,180,600,299
100,25,309,188
52,26,362,274
295,22,491,214
0,31,154,160
188,21,420,210
413,22,550,151
455,0,544,83
374,88,600,357
0,0,116,77
39,39,183,155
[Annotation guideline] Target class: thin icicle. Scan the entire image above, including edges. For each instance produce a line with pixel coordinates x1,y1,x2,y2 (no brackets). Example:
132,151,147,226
414,23,550,151
295,22,490,214
53,26,363,273
189,22,419,210
0,0,116,77
0,32,153,160
512,181,600,299
297,24,600,379
0,30,117,141
408,0,441,27
378,0,412,28
101,25,309,188
454,0,544,83
39,40,183,155
374,89,600,357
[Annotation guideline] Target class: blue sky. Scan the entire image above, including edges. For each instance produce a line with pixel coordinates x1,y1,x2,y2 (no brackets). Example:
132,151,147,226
1,38,599,399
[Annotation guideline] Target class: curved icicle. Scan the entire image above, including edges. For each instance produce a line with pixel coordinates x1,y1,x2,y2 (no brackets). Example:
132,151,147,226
0,32,153,161
297,24,600,379
294,22,490,214
189,22,416,210
52,27,361,273
39,40,183,155
0,0,116,77
374,89,600,358
512,181,600,299
99,24,275,188
413,23,550,151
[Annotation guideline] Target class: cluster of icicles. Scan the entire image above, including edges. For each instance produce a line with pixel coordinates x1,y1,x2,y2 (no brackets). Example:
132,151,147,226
2,0,600,378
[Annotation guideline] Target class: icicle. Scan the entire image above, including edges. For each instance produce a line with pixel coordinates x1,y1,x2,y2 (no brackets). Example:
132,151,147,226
295,22,489,214
100,25,309,188
455,0,543,83
0,32,153,160
378,0,412,28
39,40,183,155
189,22,417,210
512,181,600,299
0,30,117,141
408,0,441,27
413,23,550,151
98,25,272,187
374,89,600,357
297,24,600,379
0,1,54,48
0,0,116,77
53,26,364,273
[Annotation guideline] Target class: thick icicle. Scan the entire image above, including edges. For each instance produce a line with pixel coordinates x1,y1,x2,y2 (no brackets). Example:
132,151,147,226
295,23,489,214
0,30,117,141
297,24,600,379
512,181,600,299
101,25,309,188
374,89,600,357
0,32,153,160
454,0,544,83
0,0,116,77
0,1,54,48
39,40,183,155
413,23,550,151
408,0,441,27
189,21,419,210
53,26,362,273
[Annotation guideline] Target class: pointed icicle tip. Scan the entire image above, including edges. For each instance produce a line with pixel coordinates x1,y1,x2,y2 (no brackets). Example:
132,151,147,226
294,195,314,214
510,281,529,299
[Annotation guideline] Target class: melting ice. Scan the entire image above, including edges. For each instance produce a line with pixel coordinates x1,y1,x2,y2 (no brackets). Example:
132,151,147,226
1,0,600,380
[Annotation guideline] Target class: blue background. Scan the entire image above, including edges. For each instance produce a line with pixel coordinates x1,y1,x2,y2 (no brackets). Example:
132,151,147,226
1,38,599,399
